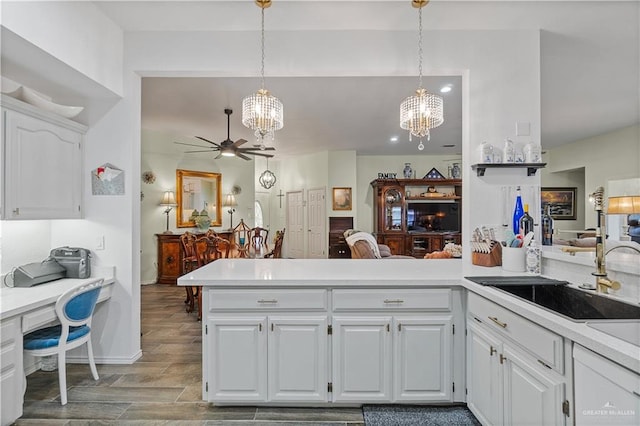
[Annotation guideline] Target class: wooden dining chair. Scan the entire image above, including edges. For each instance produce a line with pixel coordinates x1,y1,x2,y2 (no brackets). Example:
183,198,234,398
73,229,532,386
194,235,231,320
232,219,251,258
249,227,269,252
264,228,285,258
179,231,199,313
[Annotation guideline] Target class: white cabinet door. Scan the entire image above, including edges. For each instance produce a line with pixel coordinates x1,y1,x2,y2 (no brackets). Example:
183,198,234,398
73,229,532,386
1,318,23,426
394,316,453,402
268,316,328,402
467,320,503,426
207,316,267,402
574,344,640,426
332,316,392,402
502,344,565,426
3,109,83,219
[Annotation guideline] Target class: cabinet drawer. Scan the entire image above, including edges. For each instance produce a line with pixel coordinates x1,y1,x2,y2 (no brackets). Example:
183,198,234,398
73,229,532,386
468,292,563,373
22,306,58,334
333,289,451,311
208,289,328,311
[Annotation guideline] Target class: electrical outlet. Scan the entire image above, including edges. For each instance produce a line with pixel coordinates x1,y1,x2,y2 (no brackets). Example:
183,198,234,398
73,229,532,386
95,235,105,250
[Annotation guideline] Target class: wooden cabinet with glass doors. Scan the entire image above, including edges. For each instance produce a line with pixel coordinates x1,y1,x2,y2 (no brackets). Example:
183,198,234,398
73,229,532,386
371,179,462,257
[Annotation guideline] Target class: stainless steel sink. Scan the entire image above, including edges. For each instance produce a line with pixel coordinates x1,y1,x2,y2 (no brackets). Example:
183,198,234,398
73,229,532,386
586,320,640,346
466,276,640,321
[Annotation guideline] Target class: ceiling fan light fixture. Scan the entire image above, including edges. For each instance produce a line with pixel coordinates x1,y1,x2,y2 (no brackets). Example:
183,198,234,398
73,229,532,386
242,1,284,149
400,0,444,151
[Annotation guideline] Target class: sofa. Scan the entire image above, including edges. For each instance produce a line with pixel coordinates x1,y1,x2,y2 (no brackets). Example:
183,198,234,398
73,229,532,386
344,230,414,259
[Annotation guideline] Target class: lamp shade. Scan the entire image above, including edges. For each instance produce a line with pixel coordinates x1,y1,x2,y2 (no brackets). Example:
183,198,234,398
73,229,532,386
607,195,640,214
223,193,238,207
159,191,177,206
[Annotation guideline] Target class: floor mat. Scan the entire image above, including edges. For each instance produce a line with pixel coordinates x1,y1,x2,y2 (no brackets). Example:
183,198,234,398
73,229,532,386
363,405,481,426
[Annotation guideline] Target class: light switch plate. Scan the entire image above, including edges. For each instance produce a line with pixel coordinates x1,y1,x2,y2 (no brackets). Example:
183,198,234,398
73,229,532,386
516,121,531,136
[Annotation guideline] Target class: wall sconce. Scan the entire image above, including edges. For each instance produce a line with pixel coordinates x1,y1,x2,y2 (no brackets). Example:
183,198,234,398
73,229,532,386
159,191,178,233
223,193,238,230
607,195,640,241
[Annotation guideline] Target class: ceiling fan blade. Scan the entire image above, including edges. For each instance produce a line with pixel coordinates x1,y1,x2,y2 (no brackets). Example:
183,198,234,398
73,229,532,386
174,141,212,148
195,136,222,148
236,152,252,161
214,153,223,160
246,151,275,158
184,149,217,153
233,138,248,147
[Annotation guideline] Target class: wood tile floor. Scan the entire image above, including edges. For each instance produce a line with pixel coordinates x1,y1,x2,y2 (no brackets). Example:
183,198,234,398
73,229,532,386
18,284,364,425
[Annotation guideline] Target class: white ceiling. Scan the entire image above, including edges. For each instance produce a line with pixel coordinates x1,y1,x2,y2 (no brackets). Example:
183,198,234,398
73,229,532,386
95,0,640,158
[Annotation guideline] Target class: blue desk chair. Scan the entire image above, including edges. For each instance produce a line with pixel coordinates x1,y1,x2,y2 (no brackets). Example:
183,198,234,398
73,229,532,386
23,279,104,405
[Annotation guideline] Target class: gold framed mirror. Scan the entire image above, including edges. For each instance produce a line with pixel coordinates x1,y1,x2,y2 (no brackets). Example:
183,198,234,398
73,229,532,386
176,169,222,228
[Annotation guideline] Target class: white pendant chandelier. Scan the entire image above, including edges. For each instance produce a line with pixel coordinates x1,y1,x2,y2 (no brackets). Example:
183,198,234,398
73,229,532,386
242,0,283,150
259,158,277,189
400,0,443,151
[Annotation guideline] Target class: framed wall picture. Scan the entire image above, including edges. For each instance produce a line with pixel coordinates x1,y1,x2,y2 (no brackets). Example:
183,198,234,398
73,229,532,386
332,187,352,211
541,187,577,220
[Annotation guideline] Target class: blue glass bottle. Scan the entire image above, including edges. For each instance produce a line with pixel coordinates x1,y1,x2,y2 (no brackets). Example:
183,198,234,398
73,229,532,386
513,186,524,235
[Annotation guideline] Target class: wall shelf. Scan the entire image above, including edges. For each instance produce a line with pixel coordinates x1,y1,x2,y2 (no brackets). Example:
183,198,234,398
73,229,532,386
471,163,546,177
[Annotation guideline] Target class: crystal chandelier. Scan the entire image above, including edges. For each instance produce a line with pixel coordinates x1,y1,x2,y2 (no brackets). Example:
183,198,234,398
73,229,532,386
259,158,277,189
400,0,443,151
242,0,283,150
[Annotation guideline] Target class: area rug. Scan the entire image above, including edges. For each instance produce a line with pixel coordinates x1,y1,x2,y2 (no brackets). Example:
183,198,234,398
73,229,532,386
363,405,481,426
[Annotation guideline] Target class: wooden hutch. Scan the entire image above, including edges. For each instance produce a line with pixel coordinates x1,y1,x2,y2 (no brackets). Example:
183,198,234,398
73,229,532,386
371,178,462,258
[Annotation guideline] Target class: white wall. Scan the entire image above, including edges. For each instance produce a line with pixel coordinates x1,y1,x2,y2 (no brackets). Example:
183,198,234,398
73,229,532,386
1,1,124,96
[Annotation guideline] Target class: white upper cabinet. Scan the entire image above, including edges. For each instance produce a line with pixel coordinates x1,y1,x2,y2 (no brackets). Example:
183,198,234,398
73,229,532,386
1,95,86,220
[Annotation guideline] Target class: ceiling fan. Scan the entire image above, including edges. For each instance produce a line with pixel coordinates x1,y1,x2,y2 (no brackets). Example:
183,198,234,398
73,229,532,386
175,108,275,161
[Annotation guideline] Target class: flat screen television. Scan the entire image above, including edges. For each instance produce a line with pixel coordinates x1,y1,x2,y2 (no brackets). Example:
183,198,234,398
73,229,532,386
407,201,460,232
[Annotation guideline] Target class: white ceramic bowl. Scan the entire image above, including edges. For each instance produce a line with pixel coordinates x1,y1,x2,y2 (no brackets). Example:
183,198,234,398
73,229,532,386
5,86,84,118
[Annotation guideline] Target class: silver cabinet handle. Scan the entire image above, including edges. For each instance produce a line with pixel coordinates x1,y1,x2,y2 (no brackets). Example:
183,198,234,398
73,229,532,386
258,299,278,304
384,299,404,304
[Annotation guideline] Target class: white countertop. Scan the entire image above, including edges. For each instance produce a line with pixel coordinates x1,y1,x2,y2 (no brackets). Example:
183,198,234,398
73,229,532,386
177,258,522,287
462,279,640,374
180,258,639,374
0,267,115,320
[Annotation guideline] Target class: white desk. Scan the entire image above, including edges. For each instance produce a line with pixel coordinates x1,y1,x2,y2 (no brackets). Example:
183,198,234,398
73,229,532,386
0,268,114,426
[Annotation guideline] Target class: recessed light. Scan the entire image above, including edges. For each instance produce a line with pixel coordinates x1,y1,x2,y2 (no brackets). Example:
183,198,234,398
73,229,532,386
390,136,399,143
442,144,455,148
440,85,452,93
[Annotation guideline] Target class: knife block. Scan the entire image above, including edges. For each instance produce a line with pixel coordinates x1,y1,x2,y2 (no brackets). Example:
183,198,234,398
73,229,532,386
471,241,502,267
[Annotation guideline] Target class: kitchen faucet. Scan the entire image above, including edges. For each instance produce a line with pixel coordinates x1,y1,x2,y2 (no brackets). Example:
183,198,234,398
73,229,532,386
584,187,637,294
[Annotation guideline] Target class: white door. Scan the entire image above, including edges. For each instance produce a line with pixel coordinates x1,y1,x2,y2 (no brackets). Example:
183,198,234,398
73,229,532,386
307,188,326,258
393,316,453,402
467,321,503,426
207,317,268,402
286,191,305,258
502,343,566,426
332,316,392,403
268,316,328,402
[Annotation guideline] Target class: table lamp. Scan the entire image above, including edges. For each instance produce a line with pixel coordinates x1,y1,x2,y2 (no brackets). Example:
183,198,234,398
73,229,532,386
159,191,177,234
607,195,640,241
223,193,238,230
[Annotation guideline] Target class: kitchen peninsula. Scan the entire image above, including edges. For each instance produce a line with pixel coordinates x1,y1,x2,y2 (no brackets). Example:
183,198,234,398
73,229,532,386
179,254,640,425
179,258,468,405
